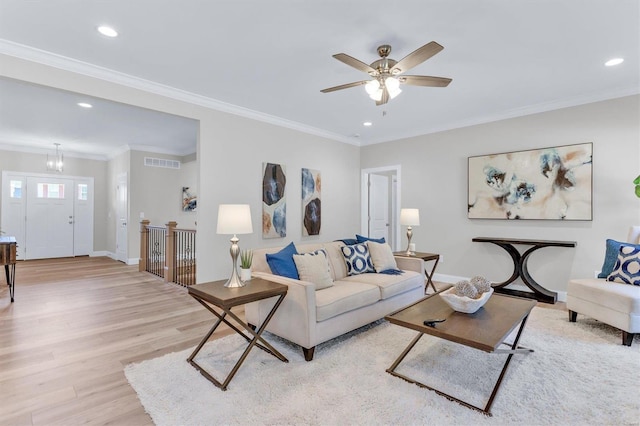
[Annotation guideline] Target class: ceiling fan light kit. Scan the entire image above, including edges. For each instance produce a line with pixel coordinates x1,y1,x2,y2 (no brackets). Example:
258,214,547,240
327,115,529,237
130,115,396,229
321,41,452,105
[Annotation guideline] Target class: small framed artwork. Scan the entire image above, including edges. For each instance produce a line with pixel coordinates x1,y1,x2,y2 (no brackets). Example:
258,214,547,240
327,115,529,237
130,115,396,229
468,142,593,220
182,187,197,212
262,162,287,238
302,168,321,236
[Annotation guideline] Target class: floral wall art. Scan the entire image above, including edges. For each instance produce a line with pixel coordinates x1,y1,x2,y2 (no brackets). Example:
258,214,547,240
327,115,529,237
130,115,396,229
301,168,321,236
468,142,593,220
262,162,287,238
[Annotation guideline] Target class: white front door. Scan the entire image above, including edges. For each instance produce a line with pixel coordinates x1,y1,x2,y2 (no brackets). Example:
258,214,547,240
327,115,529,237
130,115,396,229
25,176,74,259
368,174,389,241
115,173,128,263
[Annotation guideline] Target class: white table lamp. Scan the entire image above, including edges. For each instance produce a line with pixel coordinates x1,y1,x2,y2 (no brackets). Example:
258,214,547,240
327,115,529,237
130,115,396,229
217,204,253,287
400,208,420,256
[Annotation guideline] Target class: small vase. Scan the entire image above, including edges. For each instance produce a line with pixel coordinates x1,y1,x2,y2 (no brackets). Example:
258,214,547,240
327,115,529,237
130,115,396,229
240,268,252,282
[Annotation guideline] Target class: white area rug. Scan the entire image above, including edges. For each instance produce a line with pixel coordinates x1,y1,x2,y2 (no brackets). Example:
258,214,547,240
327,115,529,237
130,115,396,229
125,308,639,425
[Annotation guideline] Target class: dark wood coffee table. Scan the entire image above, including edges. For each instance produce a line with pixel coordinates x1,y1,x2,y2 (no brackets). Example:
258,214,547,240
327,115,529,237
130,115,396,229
385,293,536,416
187,277,288,390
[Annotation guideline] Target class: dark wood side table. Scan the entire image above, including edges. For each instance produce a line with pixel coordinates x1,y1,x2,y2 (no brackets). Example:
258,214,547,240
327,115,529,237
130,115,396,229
394,251,440,293
187,277,288,390
0,236,17,302
472,237,577,304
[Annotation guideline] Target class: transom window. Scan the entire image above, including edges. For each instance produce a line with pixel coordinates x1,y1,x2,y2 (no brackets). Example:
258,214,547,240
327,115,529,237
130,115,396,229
37,183,65,199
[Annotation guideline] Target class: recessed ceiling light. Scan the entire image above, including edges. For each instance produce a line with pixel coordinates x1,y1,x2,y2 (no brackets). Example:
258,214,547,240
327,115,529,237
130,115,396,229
97,26,118,37
77,102,93,108
363,122,373,127
605,58,624,67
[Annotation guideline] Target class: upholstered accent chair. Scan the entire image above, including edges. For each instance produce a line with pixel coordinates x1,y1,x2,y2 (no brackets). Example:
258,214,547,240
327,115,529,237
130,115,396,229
567,226,640,346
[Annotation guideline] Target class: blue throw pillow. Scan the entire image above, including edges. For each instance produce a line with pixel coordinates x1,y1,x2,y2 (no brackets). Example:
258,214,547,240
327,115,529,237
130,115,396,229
607,245,640,285
335,238,358,246
266,242,299,279
598,239,638,278
341,243,375,276
355,234,386,244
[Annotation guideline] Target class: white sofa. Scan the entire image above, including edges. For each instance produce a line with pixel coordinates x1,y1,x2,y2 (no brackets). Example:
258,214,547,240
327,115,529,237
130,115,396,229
567,226,640,346
245,241,425,360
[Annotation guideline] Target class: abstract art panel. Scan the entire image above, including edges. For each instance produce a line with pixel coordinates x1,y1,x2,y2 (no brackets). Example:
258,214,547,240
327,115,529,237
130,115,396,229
468,142,592,220
301,168,321,236
182,187,197,212
262,162,286,238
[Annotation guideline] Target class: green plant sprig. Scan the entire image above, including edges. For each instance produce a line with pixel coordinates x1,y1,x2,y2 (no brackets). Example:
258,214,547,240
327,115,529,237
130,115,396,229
240,249,253,269
634,175,640,198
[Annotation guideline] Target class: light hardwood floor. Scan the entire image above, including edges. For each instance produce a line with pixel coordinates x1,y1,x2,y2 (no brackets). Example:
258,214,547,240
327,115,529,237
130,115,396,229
0,256,566,425
0,257,239,426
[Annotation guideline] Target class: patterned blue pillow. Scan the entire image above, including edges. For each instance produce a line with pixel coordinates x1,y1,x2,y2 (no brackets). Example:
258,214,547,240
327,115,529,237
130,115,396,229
341,243,374,276
607,245,640,285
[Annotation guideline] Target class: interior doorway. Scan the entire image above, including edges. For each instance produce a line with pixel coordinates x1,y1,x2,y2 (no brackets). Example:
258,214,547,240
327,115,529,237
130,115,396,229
115,173,128,263
361,165,401,250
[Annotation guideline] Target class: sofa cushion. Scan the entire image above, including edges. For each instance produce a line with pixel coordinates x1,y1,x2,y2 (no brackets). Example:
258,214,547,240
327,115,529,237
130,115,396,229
568,278,640,315
266,242,299,279
343,270,423,300
341,243,374,276
322,241,348,281
293,249,333,290
315,281,380,322
607,245,640,285
366,241,398,272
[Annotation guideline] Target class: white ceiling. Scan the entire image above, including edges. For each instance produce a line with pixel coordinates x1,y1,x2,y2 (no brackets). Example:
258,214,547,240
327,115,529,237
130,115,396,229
0,0,638,159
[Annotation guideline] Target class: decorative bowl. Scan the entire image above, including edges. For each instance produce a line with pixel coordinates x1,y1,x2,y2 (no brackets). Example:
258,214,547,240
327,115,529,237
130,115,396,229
440,286,494,314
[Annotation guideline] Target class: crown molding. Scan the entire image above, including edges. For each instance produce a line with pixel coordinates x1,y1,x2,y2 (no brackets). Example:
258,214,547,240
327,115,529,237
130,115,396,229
0,39,359,147
362,86,640,146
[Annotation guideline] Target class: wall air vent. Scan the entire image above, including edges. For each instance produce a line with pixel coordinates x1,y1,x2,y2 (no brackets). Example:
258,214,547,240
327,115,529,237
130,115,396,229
144,157,181,169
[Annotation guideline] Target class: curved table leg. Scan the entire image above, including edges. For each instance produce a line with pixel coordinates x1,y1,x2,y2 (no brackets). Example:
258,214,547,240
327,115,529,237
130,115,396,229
520,245,557,303
487,242,557,303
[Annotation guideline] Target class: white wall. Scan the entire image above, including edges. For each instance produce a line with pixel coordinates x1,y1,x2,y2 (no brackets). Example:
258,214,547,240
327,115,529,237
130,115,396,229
128,150,198,261
361,95,640,297
0,54,362,282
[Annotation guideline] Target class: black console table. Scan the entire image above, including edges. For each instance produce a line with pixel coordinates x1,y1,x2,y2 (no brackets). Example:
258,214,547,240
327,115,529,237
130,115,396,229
472,237,577,304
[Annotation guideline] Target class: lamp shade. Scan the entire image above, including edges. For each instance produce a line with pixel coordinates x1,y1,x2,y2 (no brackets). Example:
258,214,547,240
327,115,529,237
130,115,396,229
400,208,420,226
216,204,253,235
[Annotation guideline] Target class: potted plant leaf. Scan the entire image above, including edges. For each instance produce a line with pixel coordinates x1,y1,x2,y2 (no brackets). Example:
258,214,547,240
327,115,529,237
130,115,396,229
240,249,253,281
635,175,640,198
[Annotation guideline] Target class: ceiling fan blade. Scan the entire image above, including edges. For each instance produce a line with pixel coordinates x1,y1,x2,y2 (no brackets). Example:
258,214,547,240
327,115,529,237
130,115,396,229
401,75,452,87
375,87,389,106
333,53,376,74
320,81,368,93
390,41,444,74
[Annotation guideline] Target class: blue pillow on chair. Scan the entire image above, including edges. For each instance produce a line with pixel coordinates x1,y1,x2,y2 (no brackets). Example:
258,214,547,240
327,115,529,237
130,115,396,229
355,234,386,244
266,242,299,279
598,239,639,278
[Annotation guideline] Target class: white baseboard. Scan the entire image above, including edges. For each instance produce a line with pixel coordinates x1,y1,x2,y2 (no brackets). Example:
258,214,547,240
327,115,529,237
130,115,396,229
90,251,110,257
435,273,567,303
90,251,139,266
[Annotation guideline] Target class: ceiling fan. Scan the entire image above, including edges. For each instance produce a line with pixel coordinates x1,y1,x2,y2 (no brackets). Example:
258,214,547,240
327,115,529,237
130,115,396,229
320,41,452,106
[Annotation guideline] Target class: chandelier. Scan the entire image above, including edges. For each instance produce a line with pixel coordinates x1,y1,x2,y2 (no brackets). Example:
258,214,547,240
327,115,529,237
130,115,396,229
46,143,64,173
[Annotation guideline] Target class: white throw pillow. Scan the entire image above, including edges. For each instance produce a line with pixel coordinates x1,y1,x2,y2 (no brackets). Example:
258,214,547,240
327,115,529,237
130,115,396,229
293,250,334,290
366,241,398,272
